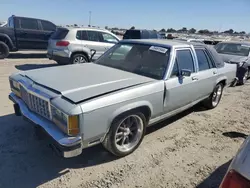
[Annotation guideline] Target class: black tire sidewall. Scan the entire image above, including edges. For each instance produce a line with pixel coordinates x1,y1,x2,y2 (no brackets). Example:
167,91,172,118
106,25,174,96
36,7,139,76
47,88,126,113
71,54,88,64
211,83,223,108
109,112,147,157
238,67,248,85
0,42,9,59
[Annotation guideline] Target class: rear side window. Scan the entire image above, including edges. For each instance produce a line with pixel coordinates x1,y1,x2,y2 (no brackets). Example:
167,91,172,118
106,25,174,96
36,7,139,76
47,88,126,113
41,21,56,31
50,28,69,39
195,49,212,71
123,30,141,39
87,31,100,41
20,18,38,30
76,30,88,40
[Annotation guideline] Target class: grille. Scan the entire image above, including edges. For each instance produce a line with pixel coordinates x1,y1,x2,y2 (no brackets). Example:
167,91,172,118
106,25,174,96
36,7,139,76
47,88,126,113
20,85,50,119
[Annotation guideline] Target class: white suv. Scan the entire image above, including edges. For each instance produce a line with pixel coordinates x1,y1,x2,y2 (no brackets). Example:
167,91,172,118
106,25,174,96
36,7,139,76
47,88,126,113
47,27,120,64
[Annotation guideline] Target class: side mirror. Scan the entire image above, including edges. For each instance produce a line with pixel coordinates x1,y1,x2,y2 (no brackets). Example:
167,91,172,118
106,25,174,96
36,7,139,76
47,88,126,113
90,49,96,62
180,69,192,77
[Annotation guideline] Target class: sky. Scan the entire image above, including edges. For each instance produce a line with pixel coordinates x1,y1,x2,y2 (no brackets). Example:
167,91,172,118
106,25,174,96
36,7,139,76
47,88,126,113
1,0,250,32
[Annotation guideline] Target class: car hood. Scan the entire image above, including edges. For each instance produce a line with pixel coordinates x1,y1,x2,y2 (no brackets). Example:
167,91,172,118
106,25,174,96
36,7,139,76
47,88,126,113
20,63,154,103
218,53,248,63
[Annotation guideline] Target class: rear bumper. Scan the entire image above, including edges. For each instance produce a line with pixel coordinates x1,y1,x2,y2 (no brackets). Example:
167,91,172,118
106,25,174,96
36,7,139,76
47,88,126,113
47,54,70,64
9,93,83,158
47,49,71,64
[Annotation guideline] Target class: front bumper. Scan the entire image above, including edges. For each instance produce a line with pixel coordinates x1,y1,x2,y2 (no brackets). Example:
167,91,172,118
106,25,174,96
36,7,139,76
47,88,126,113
9,93,83,158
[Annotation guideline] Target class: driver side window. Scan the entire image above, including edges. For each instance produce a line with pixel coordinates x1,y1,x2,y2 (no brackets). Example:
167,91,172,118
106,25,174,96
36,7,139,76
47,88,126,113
171,49,195,77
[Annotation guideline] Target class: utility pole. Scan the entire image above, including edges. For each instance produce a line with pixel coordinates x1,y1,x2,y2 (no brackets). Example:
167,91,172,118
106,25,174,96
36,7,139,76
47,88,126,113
88,11,92,27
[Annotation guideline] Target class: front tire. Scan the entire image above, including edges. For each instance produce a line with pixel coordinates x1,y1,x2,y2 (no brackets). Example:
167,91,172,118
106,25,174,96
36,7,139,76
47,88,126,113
203,83,224,109
0,41,9,59
102,112,147,157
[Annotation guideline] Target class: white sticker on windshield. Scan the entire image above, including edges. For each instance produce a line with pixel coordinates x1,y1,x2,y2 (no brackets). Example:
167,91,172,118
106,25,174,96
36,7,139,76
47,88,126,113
241,45,250,48
149,46,168,54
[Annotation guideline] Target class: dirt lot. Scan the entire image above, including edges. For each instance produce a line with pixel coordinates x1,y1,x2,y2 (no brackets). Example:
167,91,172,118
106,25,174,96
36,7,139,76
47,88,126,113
0,52,249,188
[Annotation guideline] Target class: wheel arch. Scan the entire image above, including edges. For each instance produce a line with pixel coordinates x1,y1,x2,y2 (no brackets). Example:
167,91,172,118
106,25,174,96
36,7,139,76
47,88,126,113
216,76,227,87
0,34,14,49
70,50,90,62
101,102,153,141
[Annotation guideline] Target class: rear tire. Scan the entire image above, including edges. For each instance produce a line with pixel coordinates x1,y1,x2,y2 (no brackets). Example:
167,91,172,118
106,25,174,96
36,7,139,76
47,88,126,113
239,68,249,85
202,83,224,109
71,54,88,64
0,41,9,59
102,112,147,157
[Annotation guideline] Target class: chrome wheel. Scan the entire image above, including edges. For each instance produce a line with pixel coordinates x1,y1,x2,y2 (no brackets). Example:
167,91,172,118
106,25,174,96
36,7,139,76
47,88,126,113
115,115,144,152
73,56,87,64
212,84,222,107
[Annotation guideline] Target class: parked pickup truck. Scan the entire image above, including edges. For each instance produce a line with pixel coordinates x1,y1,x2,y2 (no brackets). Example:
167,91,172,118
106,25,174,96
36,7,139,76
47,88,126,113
0,15,56,59
9,39,237,158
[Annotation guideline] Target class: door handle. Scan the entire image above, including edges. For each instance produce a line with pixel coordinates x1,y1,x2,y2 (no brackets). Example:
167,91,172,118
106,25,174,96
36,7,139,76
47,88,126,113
192,76,198,81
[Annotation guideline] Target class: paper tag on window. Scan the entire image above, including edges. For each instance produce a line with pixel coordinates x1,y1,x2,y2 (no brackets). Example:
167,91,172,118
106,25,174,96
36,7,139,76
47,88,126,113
241,45,250,48
149,46,168,54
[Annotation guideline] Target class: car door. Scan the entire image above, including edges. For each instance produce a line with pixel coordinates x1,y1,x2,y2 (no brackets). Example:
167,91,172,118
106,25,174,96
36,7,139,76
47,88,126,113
193,48,219,99
163,48,201,113
40,20,56,49
81,30,106,60
98,32,119,52
15,18,45,49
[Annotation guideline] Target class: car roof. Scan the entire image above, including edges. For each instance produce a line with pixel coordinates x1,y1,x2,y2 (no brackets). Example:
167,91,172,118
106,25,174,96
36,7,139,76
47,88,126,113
218,41,250,45
65,27,110,33
120,39,206,48
11,15,53,23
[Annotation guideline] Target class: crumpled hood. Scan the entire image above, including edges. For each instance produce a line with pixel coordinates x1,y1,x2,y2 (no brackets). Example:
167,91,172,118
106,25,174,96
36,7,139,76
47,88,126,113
20,63,154,103
218,53,248,63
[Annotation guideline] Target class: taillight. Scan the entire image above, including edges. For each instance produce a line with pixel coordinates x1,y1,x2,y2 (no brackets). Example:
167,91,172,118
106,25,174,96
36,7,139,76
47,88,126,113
220,170,250,188
56,41,69,46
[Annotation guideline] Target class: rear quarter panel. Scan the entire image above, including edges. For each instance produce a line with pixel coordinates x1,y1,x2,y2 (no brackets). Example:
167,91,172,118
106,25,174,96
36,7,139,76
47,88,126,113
80,81,164,141
217,63,237,86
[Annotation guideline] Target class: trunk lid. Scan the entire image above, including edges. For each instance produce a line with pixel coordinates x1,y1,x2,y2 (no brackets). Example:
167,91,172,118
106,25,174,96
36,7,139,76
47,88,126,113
218,53,248,63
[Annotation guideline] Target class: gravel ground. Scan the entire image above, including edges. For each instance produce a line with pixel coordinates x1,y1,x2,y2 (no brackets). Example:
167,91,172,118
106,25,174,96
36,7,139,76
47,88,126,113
0,52,249,188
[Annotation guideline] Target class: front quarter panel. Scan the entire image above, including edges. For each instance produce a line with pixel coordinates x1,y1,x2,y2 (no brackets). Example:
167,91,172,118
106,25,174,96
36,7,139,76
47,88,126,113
80,81,164,141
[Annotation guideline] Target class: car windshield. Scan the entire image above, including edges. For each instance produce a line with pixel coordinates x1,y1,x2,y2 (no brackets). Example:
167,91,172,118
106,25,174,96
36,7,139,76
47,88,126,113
95,43,170,80
215,43,250,56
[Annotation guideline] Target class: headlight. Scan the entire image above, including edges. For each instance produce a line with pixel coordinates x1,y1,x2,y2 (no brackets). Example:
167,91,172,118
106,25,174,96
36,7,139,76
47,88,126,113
9,79,21,97
51,106,80,136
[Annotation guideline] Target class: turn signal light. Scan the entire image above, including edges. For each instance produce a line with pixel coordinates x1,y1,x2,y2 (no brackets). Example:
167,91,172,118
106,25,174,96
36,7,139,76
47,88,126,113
68,115,79,136
56,41,70,47
220,170,250,188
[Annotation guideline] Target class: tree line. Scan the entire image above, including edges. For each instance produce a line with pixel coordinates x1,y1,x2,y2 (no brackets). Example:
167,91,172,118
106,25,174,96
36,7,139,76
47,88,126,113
108,26,246,35
157,27,246,35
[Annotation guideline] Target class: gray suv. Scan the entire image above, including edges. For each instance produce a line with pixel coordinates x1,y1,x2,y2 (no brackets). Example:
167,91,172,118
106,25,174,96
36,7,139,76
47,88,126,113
47,27,120,64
